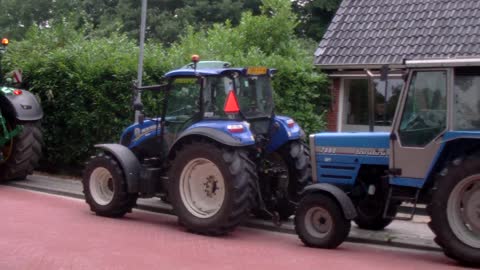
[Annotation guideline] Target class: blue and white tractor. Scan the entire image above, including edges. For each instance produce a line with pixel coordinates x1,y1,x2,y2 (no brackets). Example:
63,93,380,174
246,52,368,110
295,58,480,266
82,57,310,235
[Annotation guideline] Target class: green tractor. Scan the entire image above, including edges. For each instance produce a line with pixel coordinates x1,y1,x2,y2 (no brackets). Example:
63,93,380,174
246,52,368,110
0,38,43,181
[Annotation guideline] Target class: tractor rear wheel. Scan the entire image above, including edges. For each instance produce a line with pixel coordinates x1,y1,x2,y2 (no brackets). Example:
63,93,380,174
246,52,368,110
83,152,138,218
0,121,42,181
169,142,256,235
428,157,480,266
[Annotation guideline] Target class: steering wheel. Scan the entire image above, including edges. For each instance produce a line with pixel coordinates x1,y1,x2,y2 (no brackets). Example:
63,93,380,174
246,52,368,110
402,113,427,130
169,105,193,116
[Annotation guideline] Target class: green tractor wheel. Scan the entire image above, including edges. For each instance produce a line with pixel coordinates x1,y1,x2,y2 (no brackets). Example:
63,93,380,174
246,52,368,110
0,121,42,181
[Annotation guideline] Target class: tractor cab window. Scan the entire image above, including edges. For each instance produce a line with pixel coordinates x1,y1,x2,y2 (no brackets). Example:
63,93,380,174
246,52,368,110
454,67,480,130
398,70,447,147
202,76,231,119
166,77,200,122
202,75,274,119
234,75,274,118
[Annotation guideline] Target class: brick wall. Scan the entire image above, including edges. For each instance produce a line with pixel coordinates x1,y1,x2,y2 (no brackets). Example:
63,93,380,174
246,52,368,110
326,78,340,131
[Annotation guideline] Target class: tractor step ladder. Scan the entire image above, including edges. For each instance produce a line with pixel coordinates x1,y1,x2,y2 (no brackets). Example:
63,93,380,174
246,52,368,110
383,186,421,221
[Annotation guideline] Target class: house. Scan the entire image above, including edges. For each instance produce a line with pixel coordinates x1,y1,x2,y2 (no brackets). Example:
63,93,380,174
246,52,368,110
314,0,480,132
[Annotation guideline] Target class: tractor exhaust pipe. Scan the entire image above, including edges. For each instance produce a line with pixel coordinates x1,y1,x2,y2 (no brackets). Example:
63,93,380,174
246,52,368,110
365,69,375,132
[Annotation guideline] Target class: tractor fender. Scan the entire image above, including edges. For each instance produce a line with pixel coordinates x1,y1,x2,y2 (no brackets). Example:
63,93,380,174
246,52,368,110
266,116,302,153
301,183,357,220
95,144,141,193
171,127,254,151
1,90,43,121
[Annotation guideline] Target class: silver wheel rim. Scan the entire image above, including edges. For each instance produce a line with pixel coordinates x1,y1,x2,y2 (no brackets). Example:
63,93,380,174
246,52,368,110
447,174,480,248
89,167,115,206
179,158,225,218
304,206,333,238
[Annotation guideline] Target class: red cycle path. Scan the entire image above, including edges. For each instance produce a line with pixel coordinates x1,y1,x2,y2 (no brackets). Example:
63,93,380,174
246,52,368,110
0,186,467,270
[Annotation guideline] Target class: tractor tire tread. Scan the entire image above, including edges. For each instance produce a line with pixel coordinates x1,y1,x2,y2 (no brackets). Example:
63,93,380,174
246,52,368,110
82,152,138,218
170,142,255,236
0,121,42,181
428,156,480,266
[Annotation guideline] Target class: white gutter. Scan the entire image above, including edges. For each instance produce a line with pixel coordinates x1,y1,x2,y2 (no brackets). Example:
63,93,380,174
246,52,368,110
404,58,480,68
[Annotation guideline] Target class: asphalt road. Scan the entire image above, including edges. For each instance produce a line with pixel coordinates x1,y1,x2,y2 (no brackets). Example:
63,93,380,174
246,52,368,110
0,186,469,270
7,174,439,251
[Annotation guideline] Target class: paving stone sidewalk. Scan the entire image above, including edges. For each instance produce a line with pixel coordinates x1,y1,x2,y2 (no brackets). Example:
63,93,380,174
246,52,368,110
5,173,440,252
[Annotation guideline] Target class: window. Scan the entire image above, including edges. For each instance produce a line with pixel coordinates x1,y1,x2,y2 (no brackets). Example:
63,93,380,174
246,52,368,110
166,77,200,122
374,79,403,126
346,79,369,125
398,71,447,147
344,78,403,130
203,76,230,119
234,75,274,118
454,68,480,130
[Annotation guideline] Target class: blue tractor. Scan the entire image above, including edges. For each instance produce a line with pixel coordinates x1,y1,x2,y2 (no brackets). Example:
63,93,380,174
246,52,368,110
294,58,480,266
82,57,310,235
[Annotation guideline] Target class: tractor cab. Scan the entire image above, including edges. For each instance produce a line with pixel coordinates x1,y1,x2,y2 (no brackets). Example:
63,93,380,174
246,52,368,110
121,57,301,162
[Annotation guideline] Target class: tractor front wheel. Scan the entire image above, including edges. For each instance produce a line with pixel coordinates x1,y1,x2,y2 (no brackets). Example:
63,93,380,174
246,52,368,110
295,193,351,249
0,121,42,181
169,142,256,235
428,157,480,266
83,152,138,218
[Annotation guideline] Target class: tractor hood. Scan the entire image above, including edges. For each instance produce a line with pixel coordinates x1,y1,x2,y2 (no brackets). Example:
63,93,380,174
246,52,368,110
312,132,390,153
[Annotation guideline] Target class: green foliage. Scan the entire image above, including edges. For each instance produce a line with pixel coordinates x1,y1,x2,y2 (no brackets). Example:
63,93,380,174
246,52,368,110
2,0,329,170
0,0,263,45
293,0,342,40
2,25,167,168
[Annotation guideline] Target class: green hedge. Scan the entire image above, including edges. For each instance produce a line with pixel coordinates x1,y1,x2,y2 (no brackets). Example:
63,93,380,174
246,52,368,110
2,0,330,171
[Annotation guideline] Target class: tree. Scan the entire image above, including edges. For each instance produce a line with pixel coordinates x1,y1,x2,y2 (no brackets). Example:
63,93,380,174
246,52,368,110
293,0,341,41
0,0,53,39
0,0,264,44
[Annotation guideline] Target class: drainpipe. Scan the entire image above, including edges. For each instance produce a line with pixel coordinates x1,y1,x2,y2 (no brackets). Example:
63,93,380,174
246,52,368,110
365,69,375,132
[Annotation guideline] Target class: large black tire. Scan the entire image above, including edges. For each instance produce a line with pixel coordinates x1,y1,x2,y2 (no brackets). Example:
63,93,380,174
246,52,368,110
354,208,396,231
354,186,398,231
428,157,480,266
295,193,351,249
0,121,42,181
169,141,256,235
257,140,311,220
83,152,138,218
353,177,397,231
